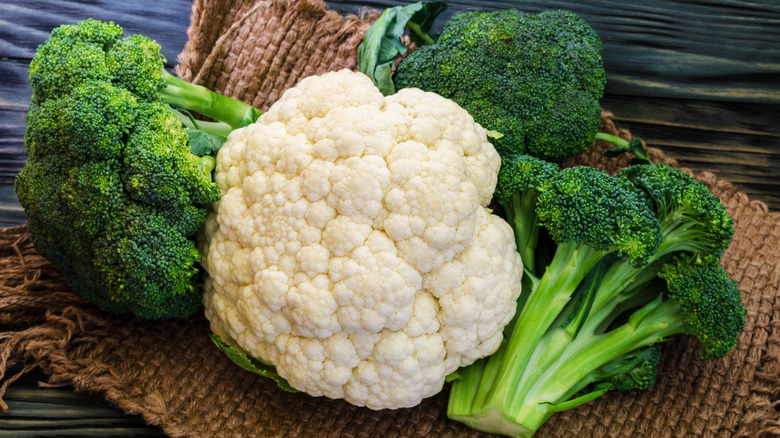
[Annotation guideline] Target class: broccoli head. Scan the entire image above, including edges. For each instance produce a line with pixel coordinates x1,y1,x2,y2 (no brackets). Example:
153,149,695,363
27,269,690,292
15,19,259,319
619,163,735,258
448,160,745,437
536,165,661,267
658,254,746,360
394,9,606,163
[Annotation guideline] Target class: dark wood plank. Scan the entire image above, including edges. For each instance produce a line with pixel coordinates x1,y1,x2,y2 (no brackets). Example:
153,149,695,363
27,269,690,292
0,0,192,61
0,367,166,437
600,95,780,204
0,186,26,228
0,58,30,185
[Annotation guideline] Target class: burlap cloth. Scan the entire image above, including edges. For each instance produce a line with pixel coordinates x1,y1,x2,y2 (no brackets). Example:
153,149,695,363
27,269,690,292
1,0,778,436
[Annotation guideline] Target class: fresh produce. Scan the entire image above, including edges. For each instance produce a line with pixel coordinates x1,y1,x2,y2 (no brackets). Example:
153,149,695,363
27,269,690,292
359,7,745,435
361,6,606,163
200,69,524,410
492,154,559,278
357,0,447,95
15,5,747,436
14,19,260,319
446,156,746,437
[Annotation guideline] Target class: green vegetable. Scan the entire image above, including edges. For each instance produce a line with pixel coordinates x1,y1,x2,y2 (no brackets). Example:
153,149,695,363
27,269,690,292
493,153,559,277
14,19,260,319
209,334,298,393
447,158,745,437
599,133,652,165
391,8,606,163
357,1,446,95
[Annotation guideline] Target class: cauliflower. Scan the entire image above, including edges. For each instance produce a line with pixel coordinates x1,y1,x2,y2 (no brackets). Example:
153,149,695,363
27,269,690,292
200,69,522,410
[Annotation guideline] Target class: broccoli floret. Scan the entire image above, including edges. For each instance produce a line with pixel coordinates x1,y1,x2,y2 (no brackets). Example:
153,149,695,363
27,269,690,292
620,163,735,258
580,163,737,323
393,9,605,163
14,19,260,319
494,154,559,275
447,163,745,437
658,254,745,360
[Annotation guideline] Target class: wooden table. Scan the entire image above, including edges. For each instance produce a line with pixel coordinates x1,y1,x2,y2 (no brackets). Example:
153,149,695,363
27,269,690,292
1,0,778,436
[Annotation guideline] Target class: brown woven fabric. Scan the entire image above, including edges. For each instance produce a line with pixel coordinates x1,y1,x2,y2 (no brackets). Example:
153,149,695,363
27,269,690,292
174,0,380,111
1,0,779,436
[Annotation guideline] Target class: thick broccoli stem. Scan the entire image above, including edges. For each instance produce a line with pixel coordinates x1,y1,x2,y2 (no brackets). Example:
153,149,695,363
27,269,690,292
503,243,606,380
585,258,663,323
454,243,608,413
516,297,681,434
449,294,683,437
172,108,234,139
501,189,541,275
161,68,260,129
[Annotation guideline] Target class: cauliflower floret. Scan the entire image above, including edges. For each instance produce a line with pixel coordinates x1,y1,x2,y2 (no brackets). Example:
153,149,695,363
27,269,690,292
201,69,522,410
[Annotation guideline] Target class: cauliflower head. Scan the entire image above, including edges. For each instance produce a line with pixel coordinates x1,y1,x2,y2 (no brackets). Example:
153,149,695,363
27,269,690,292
201,69,522,410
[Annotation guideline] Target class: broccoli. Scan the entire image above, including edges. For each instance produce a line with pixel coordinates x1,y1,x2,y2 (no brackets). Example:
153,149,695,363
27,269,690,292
391,8,606,163
493,154,559,279
446,162,746,437
620,163,735,258
14,19,260,319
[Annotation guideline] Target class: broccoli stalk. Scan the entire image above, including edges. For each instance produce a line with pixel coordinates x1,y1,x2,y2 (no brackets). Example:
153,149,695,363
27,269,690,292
15,19,261,319
595,132,652,165
447,163,745,437
494,154,559,276
160,68,260,133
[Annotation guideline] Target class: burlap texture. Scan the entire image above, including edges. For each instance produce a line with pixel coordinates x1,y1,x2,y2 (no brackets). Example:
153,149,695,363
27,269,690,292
1,0,778,436
174,0,380,111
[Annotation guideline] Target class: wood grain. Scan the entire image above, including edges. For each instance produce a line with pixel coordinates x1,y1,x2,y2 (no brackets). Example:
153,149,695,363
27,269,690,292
0,0,778,436
1,367,166,437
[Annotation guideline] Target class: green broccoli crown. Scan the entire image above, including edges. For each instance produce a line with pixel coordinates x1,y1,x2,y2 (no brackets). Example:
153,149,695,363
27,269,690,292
536,166,661,266
394,9,605,163
658,254,746,360
27,19,124,103
15,19,222,319
494,153,559,205
619,163,735,258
